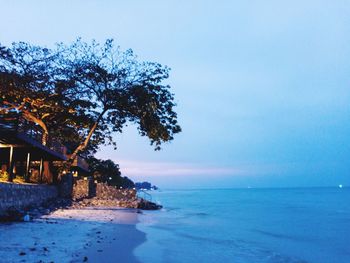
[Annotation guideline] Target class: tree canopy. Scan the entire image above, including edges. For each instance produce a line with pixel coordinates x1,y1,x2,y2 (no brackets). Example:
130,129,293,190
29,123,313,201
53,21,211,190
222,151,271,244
87,157,134,188
58,39,181,161
0,39,181,164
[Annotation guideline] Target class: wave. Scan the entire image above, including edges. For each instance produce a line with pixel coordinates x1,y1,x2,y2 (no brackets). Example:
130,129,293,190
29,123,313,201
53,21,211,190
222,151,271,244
252,229,314,243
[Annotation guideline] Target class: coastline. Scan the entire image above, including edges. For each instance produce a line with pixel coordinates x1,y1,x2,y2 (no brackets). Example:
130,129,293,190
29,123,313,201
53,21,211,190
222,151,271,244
0,207,146,263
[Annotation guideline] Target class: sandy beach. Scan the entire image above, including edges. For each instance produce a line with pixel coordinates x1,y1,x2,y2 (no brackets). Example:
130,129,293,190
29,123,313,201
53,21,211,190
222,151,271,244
0,207,145,263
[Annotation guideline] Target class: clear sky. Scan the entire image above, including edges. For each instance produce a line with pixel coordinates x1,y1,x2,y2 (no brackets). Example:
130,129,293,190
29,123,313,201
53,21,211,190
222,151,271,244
1,0,350,188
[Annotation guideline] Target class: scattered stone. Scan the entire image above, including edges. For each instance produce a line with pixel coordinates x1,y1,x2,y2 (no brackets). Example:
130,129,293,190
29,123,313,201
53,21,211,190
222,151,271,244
1,183,161,222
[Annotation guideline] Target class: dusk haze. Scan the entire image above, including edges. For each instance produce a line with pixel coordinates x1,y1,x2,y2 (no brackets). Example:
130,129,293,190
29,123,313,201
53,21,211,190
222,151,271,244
1,0,349,189
0,1,349,263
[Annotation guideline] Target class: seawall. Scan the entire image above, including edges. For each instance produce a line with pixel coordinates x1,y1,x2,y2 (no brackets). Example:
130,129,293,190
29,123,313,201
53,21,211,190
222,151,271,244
0,183,58,217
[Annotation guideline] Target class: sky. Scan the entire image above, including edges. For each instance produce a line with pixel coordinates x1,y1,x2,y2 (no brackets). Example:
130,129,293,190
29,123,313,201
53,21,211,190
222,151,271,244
1,0,350,188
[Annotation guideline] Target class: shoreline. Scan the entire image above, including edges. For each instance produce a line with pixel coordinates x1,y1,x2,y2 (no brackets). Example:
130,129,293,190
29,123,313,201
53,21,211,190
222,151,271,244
0,207,146,263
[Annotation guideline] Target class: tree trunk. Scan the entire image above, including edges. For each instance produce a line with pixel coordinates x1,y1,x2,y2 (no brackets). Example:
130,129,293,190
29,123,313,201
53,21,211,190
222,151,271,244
67,109,107,165
22,112,49,145
43,161,53,183
41,131,49,146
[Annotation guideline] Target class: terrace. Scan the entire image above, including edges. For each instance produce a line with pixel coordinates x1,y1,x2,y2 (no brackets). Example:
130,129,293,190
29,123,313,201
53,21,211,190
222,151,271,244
0,112,88,184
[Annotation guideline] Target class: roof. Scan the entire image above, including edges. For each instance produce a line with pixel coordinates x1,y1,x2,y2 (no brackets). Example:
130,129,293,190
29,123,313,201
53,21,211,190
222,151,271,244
0,129,67,161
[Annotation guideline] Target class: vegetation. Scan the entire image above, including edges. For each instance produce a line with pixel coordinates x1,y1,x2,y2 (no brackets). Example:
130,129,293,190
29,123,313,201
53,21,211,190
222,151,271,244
0,39,181,181
0,40,181,161
87,157,134,188
135,181,158,190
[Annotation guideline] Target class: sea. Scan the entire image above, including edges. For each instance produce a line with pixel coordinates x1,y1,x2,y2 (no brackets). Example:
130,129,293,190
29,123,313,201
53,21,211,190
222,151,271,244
134,188,350,263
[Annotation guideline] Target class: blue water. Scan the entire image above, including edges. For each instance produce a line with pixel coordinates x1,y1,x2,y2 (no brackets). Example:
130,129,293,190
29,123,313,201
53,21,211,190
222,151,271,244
135,188,350,263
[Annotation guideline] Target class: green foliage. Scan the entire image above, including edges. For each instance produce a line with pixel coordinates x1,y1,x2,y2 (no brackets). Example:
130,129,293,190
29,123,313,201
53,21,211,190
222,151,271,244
58,39,181,152
87,157,134,188
0,42,99,152
0,39,181,160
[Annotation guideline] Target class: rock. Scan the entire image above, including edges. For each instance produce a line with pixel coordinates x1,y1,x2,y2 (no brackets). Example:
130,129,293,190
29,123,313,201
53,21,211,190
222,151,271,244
137,199,162,210
23,214,30,222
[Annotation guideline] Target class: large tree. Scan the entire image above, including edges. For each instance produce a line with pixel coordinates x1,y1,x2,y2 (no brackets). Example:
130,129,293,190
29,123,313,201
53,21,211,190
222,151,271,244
0,42,99,154
0,42,58,144
1,39,181,170
58,39,181,163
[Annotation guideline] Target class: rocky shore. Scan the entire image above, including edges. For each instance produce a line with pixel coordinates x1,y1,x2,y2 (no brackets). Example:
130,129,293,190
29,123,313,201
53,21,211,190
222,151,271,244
0,179,162,222
0,197,161,222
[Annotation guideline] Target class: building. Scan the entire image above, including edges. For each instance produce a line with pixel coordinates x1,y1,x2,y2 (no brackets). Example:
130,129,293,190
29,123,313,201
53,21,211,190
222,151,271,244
0,112,88,183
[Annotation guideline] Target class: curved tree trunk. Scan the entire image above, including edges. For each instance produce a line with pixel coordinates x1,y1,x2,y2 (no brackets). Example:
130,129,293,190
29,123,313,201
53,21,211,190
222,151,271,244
22,113,49,145
67,109,107,166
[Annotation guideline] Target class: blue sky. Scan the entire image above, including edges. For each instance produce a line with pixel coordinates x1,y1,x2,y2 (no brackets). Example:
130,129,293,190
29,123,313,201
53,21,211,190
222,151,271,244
1,0,350,188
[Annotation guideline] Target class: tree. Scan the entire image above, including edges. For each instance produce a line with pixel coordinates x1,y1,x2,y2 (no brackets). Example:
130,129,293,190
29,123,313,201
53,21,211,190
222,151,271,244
0,42,100,154
0,42,58,144
1,39,181,171
87,157,134,188
58,39,181,163
0,42,100,181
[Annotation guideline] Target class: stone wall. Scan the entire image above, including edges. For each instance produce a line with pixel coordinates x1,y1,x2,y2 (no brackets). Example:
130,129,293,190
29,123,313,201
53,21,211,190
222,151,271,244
58,173,73,198
71,180,136,202
72,177,95,200
0,183,58,217
95,183,136,200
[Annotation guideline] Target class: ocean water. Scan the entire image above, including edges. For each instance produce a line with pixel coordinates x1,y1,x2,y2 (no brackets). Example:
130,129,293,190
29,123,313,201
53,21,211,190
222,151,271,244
135,188,350,263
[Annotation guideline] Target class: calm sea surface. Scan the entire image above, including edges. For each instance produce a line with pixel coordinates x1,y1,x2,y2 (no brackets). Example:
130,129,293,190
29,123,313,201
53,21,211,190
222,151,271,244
135,188,350,263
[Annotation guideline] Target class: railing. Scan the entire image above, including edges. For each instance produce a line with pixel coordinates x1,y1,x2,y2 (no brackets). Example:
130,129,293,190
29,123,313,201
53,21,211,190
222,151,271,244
0,112,66,156
137,189,153,202
0,112,90,170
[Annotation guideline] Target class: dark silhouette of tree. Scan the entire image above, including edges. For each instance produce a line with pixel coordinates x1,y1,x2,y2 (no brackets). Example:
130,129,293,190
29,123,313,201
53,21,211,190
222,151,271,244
0,39,181,170
87,157,134,188
58,39,181,163
0,42,107,156
0,42,60,144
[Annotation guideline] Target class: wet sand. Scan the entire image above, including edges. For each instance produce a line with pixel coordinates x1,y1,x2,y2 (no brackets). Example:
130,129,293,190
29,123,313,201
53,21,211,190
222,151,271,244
0,207,146,263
